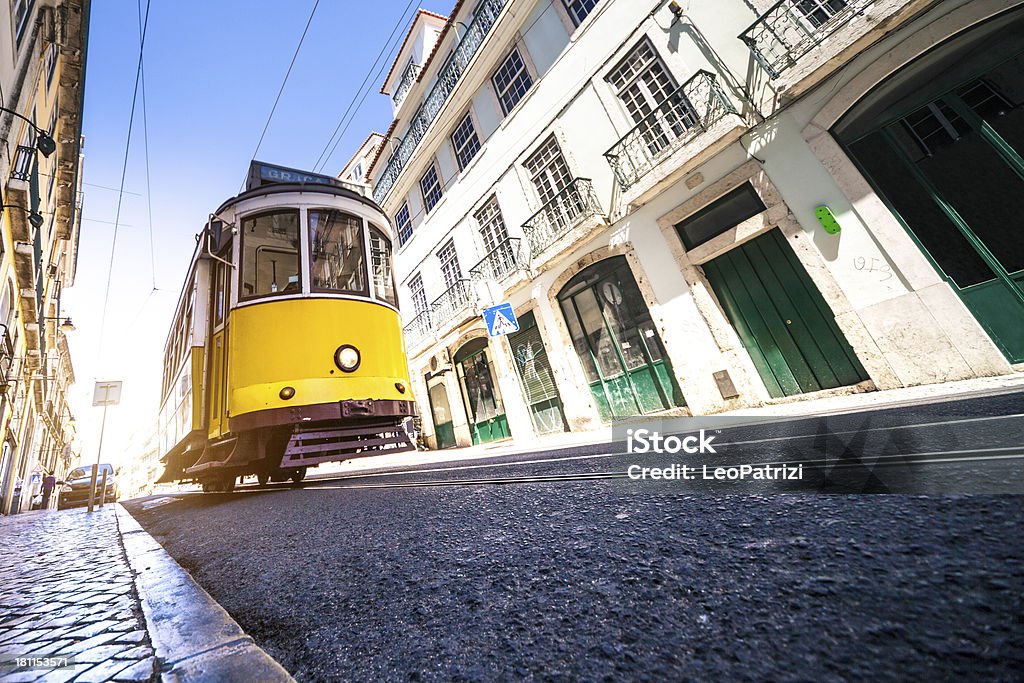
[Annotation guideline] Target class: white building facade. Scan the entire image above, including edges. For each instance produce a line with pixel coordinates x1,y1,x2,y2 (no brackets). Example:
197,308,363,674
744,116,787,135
366,0,1024,449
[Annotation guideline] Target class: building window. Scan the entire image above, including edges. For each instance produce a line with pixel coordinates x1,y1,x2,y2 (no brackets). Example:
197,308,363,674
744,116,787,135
900,80,1011,157
437,240,462,288
475,196,509,254
240,210,300,299
45,41,58,87
410,273,429,316
352,161,363,181
607,39,697,154
395,202,414,246
451,113,481,171
420,164,444,213
525,136,575,206
795,0,849,28
674,183,766,250
13,0,33,45
492,47,534,115
368,224,397,306
308,209,367,294
562,0,599,26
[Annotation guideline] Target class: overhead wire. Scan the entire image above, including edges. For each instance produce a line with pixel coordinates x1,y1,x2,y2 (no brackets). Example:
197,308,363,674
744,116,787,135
138,0,156,292
242,0,321,191
311,0,419,173
96,0,153,360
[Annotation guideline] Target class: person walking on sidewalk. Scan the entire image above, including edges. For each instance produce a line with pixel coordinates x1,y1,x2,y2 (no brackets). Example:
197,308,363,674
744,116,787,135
41,472,56,510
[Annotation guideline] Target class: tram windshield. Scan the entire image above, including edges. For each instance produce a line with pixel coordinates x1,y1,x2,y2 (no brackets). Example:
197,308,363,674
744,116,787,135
309,209,367,294
240,210,301,299
238,206,398,307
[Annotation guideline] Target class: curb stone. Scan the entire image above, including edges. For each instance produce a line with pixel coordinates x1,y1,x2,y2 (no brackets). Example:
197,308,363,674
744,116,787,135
115,505,294,682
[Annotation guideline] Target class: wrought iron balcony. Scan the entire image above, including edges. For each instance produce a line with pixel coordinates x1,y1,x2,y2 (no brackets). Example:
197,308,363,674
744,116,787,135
374,0,508,203
403,310,433,348
469,237,528,281
604,70,736,191
522,178,603,258
739,0,871,79
392,63,422,108
430,278,476,328
10,145,35,182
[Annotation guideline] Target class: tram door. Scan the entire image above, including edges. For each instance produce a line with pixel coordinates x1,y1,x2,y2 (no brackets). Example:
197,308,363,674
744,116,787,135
837,15,1024,362
558,257,685,421
454,339,510,444
207,262,231,438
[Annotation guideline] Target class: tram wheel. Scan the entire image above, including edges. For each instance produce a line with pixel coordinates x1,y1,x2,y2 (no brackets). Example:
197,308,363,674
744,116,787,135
223,477,236,493
257,472,269,487
290,468,306,484
201,482,212,493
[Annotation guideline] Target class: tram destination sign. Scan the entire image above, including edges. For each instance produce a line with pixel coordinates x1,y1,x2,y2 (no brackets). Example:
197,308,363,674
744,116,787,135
247,160,341,191
483,303,520,337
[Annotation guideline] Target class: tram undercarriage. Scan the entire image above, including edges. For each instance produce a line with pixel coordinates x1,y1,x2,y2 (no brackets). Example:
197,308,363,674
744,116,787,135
158,414,415,492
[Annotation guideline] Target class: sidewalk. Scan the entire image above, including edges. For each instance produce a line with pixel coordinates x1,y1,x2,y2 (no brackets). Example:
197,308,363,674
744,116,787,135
0,506,292,682
0,507,154,682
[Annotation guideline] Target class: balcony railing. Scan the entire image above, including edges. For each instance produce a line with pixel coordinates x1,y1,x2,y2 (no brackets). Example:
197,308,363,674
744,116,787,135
522,178,603,258
10,145,35,182
604,70,736,191
403,310,433,348
392,63,422,108
739,0,872,79
431,278,475,328
374,0,508,203
469,237,529,281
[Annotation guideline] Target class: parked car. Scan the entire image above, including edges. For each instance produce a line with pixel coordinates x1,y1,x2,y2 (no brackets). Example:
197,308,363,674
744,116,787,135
58,464,118,510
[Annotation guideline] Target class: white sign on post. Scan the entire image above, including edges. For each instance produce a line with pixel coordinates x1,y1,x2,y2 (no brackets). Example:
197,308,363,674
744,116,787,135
92,381,123,407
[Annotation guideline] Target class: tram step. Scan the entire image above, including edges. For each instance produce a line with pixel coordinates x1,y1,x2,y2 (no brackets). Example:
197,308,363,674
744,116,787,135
281,423,413,468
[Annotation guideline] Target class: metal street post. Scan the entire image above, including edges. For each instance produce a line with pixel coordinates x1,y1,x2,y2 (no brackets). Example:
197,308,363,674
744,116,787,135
88,380,122,512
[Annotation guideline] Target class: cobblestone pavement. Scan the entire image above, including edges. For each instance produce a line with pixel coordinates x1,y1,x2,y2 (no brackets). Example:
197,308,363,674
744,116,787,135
0,508,156,683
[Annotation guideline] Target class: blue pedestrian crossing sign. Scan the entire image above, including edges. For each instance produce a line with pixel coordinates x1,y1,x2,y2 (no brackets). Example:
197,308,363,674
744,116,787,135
483,302,520,337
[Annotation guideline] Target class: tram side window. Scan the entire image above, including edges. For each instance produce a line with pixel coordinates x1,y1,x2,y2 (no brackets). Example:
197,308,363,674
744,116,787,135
368,224,397,307
214,263,226,326
308,209,366,294
241,210,301,299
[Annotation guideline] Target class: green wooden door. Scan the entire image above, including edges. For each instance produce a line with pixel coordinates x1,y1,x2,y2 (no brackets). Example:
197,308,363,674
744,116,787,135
703,229,868,398
836,26,1024,363
426,380,457,449
558,256,685,421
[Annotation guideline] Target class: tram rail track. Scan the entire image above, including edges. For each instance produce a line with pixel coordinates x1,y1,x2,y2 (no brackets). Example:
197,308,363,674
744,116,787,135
221,446,1024,492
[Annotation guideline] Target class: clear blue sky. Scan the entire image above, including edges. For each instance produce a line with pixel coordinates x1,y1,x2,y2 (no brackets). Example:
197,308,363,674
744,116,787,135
65,0,452,465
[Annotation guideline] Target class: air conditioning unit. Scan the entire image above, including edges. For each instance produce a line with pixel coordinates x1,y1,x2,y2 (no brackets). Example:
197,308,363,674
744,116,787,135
429,349,452,374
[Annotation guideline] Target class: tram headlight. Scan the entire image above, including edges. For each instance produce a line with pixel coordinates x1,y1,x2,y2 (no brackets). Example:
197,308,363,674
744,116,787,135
334,345,361,372
279,386,295,400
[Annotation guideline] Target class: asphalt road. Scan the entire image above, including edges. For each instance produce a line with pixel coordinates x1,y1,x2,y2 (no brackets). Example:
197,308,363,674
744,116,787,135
124,391,1024,681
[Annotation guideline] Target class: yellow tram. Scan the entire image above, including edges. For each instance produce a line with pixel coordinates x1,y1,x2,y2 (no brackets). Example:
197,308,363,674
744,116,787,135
157,161,415,491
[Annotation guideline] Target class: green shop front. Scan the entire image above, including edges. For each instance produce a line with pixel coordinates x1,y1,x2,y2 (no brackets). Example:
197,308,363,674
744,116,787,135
835,8,1024,363
454,338,511,445
558,256,686,421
